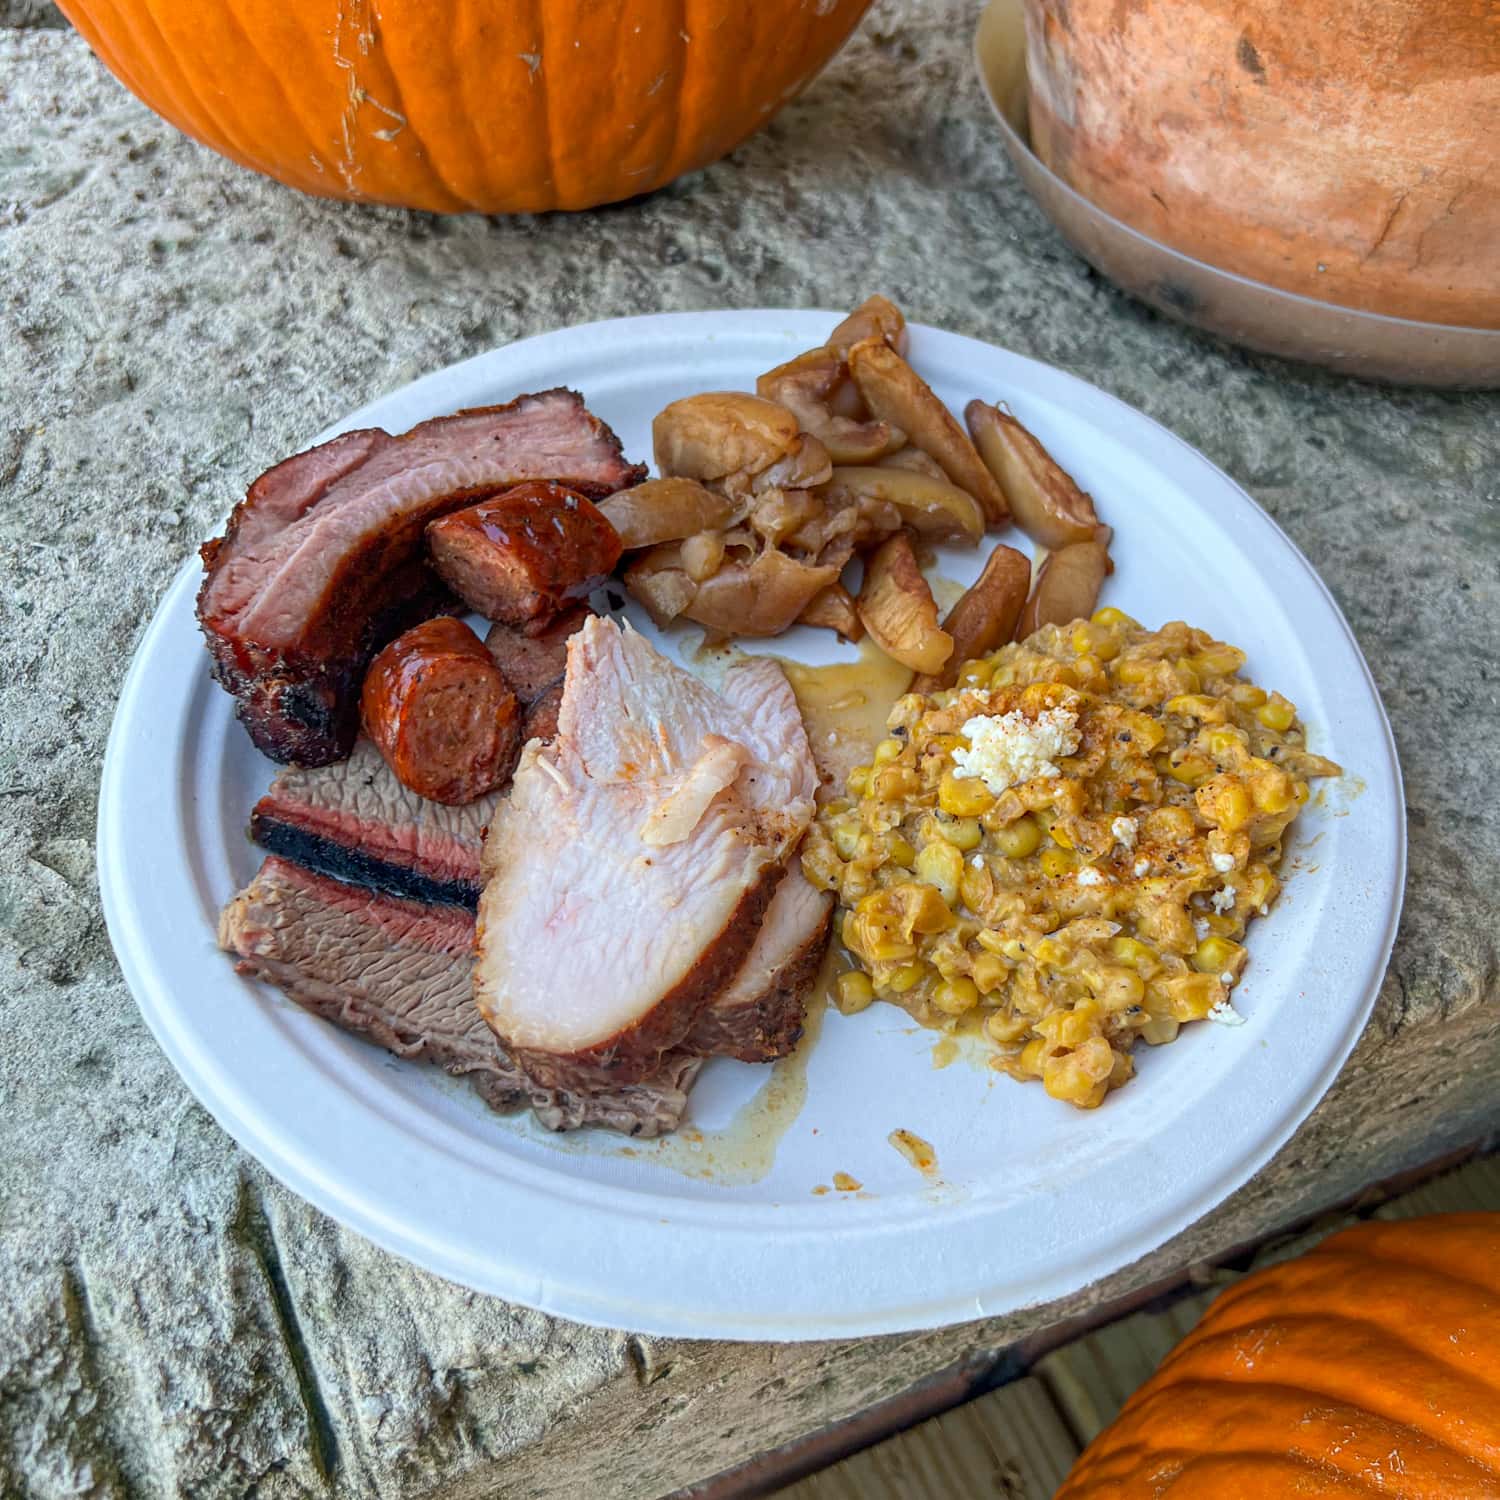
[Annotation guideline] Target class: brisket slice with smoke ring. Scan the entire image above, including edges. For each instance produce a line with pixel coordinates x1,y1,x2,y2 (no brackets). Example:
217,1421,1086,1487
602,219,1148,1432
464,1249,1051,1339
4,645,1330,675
218,857,702,1137
198,390,644,766
249,737,498,907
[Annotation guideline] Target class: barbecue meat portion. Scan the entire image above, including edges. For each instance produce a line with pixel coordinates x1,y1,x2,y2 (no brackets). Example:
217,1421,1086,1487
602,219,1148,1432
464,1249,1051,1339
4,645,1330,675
485,607,590,703
474,616,818,1091
426,483,622,629
360,618,522,805
219,857,701,1137
220,856,526,1109
681,866,832,1061
249,737,497,907
198,391,644,766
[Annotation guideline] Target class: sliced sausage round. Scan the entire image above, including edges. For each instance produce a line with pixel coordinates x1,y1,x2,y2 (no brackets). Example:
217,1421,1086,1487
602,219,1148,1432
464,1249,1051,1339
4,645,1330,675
425,481,623,631
360,617,522,805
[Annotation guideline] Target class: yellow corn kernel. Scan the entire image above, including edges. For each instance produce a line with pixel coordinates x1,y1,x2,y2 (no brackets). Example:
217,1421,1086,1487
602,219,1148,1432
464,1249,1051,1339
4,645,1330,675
1166,753,1214,786
1241,863,1279,909
1108,935,1159,973
832,822,862,860
932,976,979,1016
1165,693,1227,722
1257,694,1296,732
1114,658,1154,685
873,765,920,801
1073,652,1103,680
1043,815,1074,849
928,732,967,756
865,935,916,963
1091,606,1136,629
1193,936,1245,976
955,658,994,689
935,815,984,852
1141,1016,1180,1045
915,841,963,906
1231,683,1269,709
1090,966,1146,1010
992,815,1042,860
835,971,875,1015
972,952,1009,993
1039,846,1075,878
1172,660,1203,693
1069,623,1096,656
939,770,995,818
846,765,871,797
885,832,917,867
1033,935,1070,968
1162,972,1221,1021
985,1011,1030,1043
1047,1006,1103,1049
886,961,927,995
894,882,953,935
822,798,853,818
959,863,992,915
1043,1038,1113,1106
839,863,874,905
873,737,905,764
1123,711,1166,751
1250,767,1298,814
1205,726,1249,757
1191,646,1247,677
1196,776,1254,833
1019,1038,1050,1076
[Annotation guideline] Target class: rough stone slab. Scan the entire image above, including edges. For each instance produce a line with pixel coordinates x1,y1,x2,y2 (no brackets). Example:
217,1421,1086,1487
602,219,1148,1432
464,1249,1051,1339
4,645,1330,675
1,5,1497,1497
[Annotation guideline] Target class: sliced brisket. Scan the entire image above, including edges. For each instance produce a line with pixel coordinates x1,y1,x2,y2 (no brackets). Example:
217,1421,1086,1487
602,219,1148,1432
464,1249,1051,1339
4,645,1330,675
249,737,497,907
198,391,644,766
219,857,699,1137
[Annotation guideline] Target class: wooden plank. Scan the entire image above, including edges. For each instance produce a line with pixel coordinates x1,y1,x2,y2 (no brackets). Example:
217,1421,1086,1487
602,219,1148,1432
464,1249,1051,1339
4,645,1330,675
775,1377,1077,1500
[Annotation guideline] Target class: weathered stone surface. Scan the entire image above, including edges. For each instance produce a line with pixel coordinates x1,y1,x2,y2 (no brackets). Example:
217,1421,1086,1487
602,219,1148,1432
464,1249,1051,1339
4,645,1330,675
1,6,1496,1497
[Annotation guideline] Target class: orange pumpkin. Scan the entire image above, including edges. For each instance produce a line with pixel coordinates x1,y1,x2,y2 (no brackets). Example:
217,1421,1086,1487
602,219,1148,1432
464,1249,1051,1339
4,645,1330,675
54,0,873,213
1058,1214,1500,1497
1024,0,1500,328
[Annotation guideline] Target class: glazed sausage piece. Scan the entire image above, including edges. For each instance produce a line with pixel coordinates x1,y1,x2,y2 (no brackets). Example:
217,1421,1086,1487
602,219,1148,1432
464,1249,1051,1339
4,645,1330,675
426,481,623,632
360,617,523,805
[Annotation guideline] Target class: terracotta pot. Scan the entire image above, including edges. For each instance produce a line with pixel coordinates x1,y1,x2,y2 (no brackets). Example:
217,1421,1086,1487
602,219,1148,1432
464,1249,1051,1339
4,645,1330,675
1024,0,1500,328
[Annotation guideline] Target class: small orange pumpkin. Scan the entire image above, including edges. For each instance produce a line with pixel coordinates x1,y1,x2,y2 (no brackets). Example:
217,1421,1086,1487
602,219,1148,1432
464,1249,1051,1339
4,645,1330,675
1058,1214,1500,1497
54,0,873,213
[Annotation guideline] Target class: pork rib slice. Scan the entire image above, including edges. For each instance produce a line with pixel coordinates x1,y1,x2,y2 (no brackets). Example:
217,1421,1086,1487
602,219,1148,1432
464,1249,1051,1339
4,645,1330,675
250,737,498,908
474,616,819,1090
219,857,700,1136
681,866,832,1062
198,390,645,766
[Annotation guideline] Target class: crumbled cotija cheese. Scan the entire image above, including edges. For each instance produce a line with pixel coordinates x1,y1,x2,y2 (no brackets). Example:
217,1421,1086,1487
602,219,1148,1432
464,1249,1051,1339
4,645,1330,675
951,708,1080,795
1111,816,1137,850
1210,884,1237,914
1193,916,1211,940
1208,1000,1245,1026
1211,852,1236,873
1133,858,1151,878
1076,866,1106,887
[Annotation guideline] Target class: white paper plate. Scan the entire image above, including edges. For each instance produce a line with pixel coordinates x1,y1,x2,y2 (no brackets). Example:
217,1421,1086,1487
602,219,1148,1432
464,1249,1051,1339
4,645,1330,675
98,311,1404,1339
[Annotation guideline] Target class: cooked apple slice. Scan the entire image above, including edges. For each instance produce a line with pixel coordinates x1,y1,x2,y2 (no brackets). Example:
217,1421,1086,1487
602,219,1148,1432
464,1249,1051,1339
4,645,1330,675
857,533,954,675
912,542,1032,692
966,400,1102,548
824,465,985,544
1015,531,1114,639
847,338,1009,527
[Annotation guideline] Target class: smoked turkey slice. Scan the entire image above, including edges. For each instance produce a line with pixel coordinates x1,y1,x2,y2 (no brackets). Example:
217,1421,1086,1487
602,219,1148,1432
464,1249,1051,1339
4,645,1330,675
474,617,818,1090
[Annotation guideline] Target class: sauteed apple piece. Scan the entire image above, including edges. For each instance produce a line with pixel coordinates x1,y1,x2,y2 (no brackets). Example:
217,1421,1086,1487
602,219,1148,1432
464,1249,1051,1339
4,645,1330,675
856,533,954,676
911,542,1032,693
966,400,1102,548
